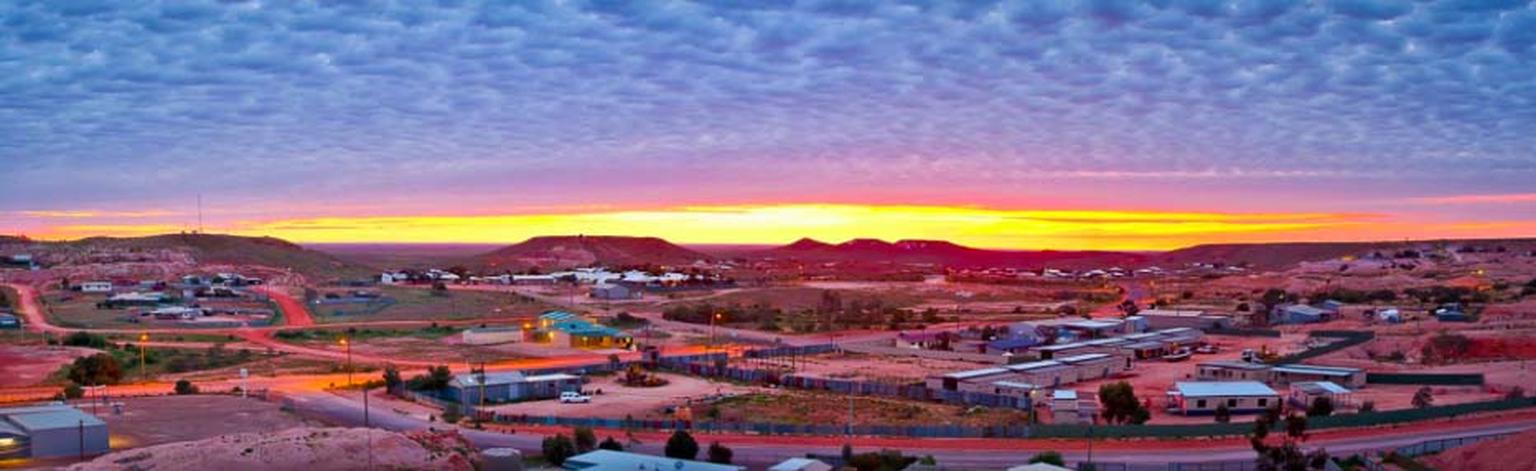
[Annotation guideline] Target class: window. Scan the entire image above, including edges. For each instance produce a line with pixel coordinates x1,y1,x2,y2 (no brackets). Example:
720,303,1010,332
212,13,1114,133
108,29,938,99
1196,399,1207,408
1228,399,1238,408
1258,398,1268,407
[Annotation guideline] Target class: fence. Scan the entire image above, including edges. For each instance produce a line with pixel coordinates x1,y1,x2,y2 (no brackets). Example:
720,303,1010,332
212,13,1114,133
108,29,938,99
1268,330,1374,364
841,341,1006,364
1206,328,1282,338
1366,372,1485,385
1390,432,1513,457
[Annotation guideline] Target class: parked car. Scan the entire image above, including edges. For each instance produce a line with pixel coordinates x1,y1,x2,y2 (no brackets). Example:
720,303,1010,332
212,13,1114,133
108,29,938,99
1195,345,1218,354
559,391,591,404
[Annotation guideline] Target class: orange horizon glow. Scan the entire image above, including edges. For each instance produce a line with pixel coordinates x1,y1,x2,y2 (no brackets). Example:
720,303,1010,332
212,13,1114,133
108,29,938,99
13,203,1536,251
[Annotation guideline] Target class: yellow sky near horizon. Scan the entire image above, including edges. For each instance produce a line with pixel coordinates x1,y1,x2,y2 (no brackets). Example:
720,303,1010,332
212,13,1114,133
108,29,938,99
17,203,1533,251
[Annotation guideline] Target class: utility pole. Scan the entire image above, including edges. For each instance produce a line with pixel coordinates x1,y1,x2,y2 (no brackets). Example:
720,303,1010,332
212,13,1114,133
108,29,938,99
138,332,148,381
340,335,352,387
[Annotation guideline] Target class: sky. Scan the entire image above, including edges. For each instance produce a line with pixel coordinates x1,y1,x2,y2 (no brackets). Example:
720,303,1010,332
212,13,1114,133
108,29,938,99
3,0,1535,250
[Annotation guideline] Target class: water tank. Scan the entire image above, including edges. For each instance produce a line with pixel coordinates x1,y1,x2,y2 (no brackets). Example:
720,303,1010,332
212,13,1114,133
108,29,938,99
481,447,523,471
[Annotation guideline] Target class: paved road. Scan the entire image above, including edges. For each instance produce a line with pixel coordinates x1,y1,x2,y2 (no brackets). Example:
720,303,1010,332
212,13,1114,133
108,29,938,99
283,390,1536,469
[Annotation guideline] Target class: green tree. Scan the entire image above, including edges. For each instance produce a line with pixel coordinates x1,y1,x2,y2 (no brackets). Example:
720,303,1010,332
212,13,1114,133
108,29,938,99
382,365,403,394
62,331,108,349
1029,451,1066,466
1214,404,1232,423
1306,397,1334,417
541,434,577,466
62,382,84,399
67,353,124,386
573,426,597,452
1098,381,1149,424
174,379,199,395
664,430,699,460
441,403,462,424
706,442,733,464
598,436,624,451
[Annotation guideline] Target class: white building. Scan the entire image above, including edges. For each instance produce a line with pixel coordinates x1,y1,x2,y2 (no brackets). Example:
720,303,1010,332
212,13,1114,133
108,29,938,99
1166,381,1280,415
79,281,113,293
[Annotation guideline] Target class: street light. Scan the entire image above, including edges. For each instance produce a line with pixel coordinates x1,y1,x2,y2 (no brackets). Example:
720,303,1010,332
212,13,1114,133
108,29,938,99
138,332,148,381
711,312,723,350
339,336,352,387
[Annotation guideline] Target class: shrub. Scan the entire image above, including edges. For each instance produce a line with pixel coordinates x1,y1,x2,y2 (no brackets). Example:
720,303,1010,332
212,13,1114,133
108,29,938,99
1029,451,1066,466
63,331,109,349
541,434,576,466
1307,397,1334,417
573,426,596,452
62,383,84,399
664,430,699,460
598,436,624,451
440,403,462,424
706,442,733,464
67,353,124,386
174,379,199,395
1412,387,1434,409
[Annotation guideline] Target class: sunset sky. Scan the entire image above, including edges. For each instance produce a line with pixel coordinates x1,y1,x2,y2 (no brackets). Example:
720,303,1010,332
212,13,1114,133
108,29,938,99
3,1,1535,250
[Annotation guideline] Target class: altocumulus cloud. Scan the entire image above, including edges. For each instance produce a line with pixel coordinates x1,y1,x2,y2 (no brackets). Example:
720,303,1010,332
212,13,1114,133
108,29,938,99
1,0,1535,210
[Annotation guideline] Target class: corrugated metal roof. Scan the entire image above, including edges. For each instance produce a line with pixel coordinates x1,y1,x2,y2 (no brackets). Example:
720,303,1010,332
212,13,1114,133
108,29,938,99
1173,381,1278,397
1056,353,1112,364
1272,364,1361,376
1052,390,1078,400
564,450,744,471
1292,381,1351,395
1199,360,1271,371
0,405,105,432
991,380,1037,390
946,367,1011,380
1005,360,1064,372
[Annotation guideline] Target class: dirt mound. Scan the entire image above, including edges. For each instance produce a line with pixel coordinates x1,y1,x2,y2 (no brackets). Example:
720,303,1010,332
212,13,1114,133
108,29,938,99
757,237,1147,269
1422,428,1536,471
66,427,476,471
474,235,711,269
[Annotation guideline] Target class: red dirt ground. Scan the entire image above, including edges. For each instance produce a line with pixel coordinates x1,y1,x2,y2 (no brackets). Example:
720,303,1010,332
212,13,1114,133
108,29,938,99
1423,428,1536,471
1466,337,1536,360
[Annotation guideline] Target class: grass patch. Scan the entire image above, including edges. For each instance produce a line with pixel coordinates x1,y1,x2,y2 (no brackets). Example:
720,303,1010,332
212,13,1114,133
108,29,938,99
308,286,556,323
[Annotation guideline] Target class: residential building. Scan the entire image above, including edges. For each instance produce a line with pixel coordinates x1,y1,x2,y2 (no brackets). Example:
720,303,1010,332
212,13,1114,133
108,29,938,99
1137,309,1233,330
462,327,523,345
447,371,583,405
1273,304,1332,324
1166,381,1280,415
590,283,640,300
531,311,633,349
561,450,744,471
1196,361,1272,382
79,281,113,293
1270,364,1366,388
0,404,109,459
1289,381,1355,409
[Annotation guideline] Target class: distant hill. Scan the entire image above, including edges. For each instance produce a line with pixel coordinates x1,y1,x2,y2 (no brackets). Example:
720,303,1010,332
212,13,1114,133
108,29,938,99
1156,238,1536,270
757,238,1149,269
473,235,712,270
26,234,368,279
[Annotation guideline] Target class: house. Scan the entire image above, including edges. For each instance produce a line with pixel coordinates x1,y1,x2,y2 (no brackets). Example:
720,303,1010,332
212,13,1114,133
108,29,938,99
462,327,523,345
1060,319,1124,339
1196,361,1273,382
1289,381,1354,409
512,274,557,285
79,281,113,293
98,292,169,308
986,337,1039,355
1166,381,1280,415
1270,364,1366,388
770,458,834,471
1048,389,1099,425
590,283,640,300
1274,304,1332,324
928,367,1013,392
531,311,632,349
0,404,109,458
897,330,949,349
561,450,744,471
448,371,584,405
1137,309,1233,330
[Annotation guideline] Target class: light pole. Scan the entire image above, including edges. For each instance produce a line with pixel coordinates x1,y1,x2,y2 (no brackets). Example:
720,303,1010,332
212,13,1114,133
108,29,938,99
339,336,352,387
138,332,148,381
711,312,723,351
